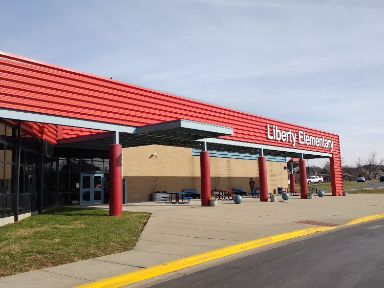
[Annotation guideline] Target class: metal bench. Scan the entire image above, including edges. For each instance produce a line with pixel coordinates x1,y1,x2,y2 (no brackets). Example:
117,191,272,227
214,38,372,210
179,192,192,204
182,188,200,199
161,194,171,203
232,187,247,196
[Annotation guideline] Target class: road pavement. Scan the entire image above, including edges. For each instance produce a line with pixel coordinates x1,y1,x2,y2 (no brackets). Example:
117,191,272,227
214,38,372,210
345,180,384,190
152,220,384,288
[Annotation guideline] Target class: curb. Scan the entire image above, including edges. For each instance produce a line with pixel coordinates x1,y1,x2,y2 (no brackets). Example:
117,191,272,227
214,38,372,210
76,213,384,288
344,213,384,226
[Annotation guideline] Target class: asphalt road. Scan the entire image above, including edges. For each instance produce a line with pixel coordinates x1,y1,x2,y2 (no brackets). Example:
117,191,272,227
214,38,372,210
366,181,384,189
152,220,384,288
346,180,384,189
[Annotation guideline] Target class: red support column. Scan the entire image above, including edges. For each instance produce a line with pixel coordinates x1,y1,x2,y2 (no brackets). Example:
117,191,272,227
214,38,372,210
200,151,211,206
289,173,296,194
109,144,123,216
330,157,337,196
299,158,308,199
258,157,268,202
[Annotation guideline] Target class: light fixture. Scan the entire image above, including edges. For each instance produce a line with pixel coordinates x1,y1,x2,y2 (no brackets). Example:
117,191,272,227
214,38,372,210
149,152,157,159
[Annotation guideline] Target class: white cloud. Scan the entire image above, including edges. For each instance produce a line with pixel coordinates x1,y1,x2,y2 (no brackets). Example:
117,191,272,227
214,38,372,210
1,0,383,164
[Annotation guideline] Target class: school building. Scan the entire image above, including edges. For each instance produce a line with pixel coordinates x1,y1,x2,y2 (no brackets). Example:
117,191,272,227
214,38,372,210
0,51,343,224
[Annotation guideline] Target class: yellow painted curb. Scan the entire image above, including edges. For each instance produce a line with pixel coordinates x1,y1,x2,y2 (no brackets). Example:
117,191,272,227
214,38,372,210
76,226,333,288
344,213,384,226
76,213,384,288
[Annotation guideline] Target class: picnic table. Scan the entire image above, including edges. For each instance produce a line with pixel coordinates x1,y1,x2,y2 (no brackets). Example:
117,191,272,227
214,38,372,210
212,190,233,200
212,190,225,200
166,192,191,204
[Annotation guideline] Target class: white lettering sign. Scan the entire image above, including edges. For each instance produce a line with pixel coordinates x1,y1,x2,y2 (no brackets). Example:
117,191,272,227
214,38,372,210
267,125,334,151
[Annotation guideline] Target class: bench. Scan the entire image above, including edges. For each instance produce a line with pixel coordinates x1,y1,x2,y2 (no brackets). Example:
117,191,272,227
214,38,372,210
161,194,171,203
212,190,223,200
179,192,193,204
232,187,247,196
153,191,171,203
182,188,200,199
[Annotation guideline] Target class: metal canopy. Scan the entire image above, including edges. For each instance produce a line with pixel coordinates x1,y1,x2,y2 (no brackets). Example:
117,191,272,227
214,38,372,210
1,109,330,159
0,108,136,133
135,120,232,136
58,119,233,150
1,108,327,160
200,138,332,159
58,121,331,160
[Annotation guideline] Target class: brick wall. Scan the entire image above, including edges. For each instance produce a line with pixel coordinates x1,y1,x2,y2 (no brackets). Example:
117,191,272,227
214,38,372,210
123,145,288,202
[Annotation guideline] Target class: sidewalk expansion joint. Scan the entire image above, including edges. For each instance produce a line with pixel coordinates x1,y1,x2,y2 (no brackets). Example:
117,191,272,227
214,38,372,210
133,249,188,258
41,269,91,282
148,224,257,235
94,259,146,269
148,231,243,242
296,220,339,227
138,238,223,249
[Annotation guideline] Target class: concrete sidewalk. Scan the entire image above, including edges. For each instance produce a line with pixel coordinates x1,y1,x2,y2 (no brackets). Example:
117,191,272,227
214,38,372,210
1,194,383,288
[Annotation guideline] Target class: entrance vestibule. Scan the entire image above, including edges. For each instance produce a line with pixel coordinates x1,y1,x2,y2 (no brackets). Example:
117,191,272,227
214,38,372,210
80,173,104,205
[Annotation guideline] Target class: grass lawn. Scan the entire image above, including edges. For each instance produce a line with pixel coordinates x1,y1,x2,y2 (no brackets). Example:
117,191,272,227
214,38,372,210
0,207,150,277
295,180,384,194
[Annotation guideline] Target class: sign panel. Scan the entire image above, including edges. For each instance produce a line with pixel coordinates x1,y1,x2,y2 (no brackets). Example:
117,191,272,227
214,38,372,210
266,124,334,151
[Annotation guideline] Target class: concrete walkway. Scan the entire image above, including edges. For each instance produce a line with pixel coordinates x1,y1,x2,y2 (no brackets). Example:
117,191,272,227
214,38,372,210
1,194,383,288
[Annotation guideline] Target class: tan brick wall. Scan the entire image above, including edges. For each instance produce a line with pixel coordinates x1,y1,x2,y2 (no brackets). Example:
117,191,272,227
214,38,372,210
123,145,288,202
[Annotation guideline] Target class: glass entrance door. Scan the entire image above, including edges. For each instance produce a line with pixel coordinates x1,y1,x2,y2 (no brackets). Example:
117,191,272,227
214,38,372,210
80,173,104,205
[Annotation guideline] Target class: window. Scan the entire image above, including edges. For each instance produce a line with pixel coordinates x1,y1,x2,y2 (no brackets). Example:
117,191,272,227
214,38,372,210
0,143,14,217
0,123,5,136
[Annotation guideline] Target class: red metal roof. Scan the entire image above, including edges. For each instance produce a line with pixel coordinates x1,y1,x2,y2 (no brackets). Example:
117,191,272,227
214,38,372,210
0,51,343,194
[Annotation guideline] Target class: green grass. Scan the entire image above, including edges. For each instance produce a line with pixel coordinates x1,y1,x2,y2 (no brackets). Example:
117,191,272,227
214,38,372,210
296,180,384,194
0,207,150,277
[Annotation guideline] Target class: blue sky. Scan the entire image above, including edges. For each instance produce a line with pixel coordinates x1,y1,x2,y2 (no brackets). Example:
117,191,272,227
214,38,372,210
1,0,383,165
